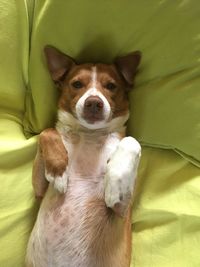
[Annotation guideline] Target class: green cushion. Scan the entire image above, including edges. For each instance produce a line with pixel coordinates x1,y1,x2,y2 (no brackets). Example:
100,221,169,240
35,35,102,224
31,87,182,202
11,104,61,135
0,114,37,267
132,147,200,267
0,1,35,265
0,0,30,119
23,0,200,166
129,66,200,167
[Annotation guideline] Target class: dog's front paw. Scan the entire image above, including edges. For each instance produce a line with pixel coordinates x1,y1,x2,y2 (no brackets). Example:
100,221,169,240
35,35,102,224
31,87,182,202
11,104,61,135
45,168,69,193
104,137,141,217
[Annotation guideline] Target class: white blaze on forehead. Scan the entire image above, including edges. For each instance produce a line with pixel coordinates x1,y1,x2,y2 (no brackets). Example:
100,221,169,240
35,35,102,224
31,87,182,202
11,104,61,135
91,66,97,87
75,66,112,129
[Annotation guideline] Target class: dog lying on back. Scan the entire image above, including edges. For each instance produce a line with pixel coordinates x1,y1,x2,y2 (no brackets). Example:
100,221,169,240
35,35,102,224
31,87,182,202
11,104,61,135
26,46,141,267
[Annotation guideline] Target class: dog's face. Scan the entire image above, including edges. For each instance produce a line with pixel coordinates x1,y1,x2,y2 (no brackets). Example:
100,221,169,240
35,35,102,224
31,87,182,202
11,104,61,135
44,46,141,130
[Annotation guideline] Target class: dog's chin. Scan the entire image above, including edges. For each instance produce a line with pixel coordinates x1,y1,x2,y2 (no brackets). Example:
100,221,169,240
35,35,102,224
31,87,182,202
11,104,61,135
83,114,104,124
78,115,108,130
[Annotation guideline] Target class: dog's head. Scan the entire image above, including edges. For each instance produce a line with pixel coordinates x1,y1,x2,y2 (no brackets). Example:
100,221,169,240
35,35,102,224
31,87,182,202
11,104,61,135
44,46,141,130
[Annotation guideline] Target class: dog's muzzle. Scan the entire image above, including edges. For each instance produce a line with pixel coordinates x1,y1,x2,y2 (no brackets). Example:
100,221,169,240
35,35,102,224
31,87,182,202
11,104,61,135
83,96,104,123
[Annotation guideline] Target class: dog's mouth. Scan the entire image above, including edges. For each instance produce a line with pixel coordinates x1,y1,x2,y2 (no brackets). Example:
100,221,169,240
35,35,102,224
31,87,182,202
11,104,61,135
83,113,104,124
74,112,108,129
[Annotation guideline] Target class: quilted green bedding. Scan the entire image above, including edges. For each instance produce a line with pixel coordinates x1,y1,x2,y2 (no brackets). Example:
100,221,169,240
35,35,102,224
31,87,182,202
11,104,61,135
0,0,200,266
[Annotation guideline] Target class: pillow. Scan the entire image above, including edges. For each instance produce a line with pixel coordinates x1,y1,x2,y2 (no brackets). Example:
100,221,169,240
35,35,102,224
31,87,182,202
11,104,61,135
128,66,200,167
0,115,37,267
0,0,30,119
131,147,200,267
23,0,200,166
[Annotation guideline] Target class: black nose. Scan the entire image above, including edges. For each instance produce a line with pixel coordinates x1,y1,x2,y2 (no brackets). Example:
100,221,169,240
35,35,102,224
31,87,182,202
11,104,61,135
84,96,104,114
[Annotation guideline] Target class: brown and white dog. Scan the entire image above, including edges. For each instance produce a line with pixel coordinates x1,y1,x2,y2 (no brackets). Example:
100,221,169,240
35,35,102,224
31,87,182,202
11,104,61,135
26,46,141,267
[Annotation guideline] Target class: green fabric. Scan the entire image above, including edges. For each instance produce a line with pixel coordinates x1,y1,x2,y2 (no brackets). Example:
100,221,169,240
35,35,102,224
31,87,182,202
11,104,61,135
23,0,200,166
0,0,29,119
0,115,37,267
131,147,200,267
0,1,200,267
129,66,200,167
0,1,35,266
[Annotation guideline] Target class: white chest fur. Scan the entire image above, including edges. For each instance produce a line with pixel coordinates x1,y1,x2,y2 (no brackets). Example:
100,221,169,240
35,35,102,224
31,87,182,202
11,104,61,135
63,131,121,179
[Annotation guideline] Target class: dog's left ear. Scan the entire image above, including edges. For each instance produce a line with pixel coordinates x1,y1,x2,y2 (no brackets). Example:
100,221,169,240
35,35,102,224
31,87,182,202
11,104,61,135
44,45,75,86
114,51,142,87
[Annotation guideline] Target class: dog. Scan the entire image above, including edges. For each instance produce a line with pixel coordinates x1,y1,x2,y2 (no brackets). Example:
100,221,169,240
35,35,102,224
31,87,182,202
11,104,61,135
26,46,141,267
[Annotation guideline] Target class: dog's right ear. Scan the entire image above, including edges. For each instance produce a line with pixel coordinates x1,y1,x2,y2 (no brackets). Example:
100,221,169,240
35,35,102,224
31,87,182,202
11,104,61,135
114,51,141,88
44,45,75,86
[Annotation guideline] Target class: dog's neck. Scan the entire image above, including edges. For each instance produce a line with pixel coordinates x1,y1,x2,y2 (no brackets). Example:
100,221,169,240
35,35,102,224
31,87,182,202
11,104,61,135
56,110,129,139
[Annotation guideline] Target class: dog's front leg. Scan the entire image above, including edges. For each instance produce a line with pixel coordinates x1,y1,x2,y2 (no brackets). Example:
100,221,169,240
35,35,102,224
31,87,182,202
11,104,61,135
104,137,141,217
32,146,48,199
33,128,68,197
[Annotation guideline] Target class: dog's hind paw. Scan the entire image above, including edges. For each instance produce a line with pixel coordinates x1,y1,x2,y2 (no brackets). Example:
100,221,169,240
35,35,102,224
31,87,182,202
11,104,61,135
45,168,69,193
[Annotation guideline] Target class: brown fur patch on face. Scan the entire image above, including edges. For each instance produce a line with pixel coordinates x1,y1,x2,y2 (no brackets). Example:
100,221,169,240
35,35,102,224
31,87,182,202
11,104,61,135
58,63,129,120
58,64,95,114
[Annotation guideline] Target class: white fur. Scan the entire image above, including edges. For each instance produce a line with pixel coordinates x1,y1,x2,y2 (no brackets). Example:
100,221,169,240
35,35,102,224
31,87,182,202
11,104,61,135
104,137,141,210
75,67,111,129
45,169,69,193
56,110,129,134
56,110,79,134
91,66,97,87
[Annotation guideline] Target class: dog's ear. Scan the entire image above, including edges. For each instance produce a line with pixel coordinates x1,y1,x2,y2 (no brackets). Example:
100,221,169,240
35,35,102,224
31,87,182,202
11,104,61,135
114,51,141,87
44,45,75,85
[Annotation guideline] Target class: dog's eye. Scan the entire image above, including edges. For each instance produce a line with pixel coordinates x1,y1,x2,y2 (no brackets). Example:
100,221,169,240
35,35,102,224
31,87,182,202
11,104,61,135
105,82,117,91
71,81,83,89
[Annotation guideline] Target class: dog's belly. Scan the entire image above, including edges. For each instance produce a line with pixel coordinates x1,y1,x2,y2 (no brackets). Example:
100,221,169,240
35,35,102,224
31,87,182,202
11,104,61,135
28,180,106,266
28,182,128,267
27,132,129,267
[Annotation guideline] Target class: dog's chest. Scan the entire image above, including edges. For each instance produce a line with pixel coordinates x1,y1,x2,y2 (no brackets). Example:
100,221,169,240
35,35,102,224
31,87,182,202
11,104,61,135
62,131,120,179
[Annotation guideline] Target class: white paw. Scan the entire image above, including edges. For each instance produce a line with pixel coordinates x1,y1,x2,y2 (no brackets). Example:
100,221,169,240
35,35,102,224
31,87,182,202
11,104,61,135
104,137,141,212
45,169,69,193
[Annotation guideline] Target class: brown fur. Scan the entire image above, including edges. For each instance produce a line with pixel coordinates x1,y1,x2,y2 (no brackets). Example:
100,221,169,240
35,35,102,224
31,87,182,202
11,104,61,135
32,128,68,198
